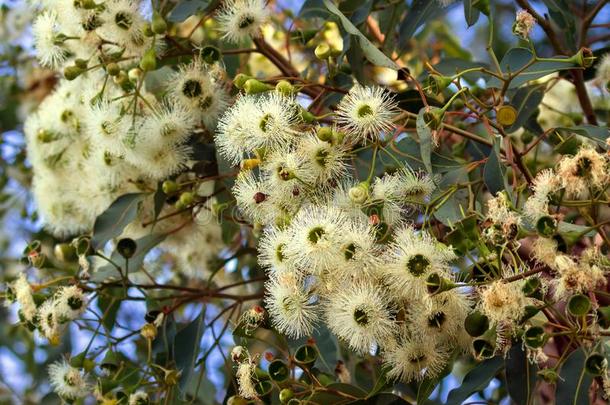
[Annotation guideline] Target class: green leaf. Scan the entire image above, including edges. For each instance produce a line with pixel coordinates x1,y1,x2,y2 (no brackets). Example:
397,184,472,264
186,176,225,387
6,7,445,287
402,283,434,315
416,108,433,175
487,48,577,89
97,288,123,331
433,167,470,226
555,125,610,147
174,309,206,395
506,85,545,133
168,0,212,22
556,348,593,405
323,0,398,70
463,0,481,26
505,342,537,405
91,193,145,250
308,383,367,403
446,356,504,405
483,137,507,195
398,0,443,50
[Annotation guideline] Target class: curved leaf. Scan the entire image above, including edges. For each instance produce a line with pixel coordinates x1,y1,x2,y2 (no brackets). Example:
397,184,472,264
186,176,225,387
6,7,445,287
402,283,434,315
446,356,504,405
487,48,577,89
92,193,145,250
506,85,545,133
483,137,507,195
398,0,443,49
505,342,537,405
323,0,398,70
556,348,593,405
416,108,433,175
175,310,206,395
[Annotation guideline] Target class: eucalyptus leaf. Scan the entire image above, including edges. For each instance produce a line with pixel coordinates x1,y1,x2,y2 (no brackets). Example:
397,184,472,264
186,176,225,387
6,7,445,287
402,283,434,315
416,108,433,174
505,342,537,405
506,85,545,133
91,193,146,250
323,0,398,70
446,356,504,405
175,309,206,394
556,348,593,405
463,0,481,27
483,137,507,195
487,48,577,89
398,0,443,50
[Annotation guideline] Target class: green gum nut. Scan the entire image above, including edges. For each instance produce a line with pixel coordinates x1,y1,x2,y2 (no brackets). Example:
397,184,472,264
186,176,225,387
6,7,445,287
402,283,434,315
535,216,556,237
597,306,610,329
151,11,167,35
201,45,221,64
117,238,137,259
425,272,455,295
295,344,317,367
425,75,453,95
585,353,607,376
316,126,333,142
279,388,294,403
472,328,496,359
268,359,289,382
523,326,546,349
567,294,591,317
276,80,294,96
464,311,489,337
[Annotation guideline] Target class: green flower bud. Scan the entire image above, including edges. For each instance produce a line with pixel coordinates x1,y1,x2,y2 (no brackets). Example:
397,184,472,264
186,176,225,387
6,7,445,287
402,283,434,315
244,78,273,94
275,80,294,96
151,11,167,35
233,73,252,89
162,180,178,194
139,48,157,72
74,58,88,69
54,243,77,262
316,126,333,142
106,62,120,76
179,192,194,206
64,65,84,81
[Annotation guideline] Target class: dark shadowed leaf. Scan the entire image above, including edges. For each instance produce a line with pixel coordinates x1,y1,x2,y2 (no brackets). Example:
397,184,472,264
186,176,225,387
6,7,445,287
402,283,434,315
556,348,593,405
175,309,206,395
463,0,481,26
506,85,545,133
446,356,504,405
398,0,443,49
483,137,507,195
92,193,146,250
505,342,537,405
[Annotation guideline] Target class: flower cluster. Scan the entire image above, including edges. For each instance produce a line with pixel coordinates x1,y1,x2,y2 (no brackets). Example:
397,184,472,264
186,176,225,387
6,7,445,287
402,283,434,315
216,84,473,384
